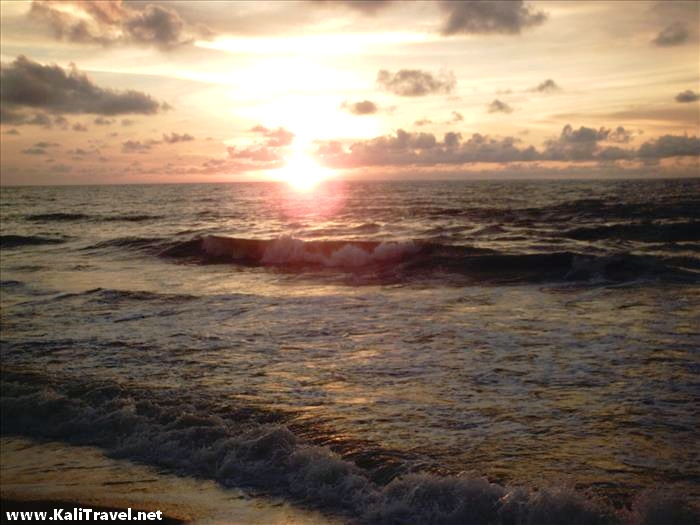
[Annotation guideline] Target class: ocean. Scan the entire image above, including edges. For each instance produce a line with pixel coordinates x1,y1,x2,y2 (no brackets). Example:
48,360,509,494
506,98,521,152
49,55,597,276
1,179,699,524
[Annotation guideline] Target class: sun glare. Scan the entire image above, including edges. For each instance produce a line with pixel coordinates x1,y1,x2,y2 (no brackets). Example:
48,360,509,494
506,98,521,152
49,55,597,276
276,151,335,191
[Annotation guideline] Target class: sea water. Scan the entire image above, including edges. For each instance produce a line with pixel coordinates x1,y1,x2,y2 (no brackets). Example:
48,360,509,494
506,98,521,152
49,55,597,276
1,179,698,523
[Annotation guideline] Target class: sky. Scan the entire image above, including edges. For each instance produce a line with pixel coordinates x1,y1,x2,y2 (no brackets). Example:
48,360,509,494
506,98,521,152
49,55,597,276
0,0,699,185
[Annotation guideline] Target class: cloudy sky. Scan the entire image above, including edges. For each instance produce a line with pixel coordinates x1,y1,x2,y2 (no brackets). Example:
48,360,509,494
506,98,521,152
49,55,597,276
1,0,699,185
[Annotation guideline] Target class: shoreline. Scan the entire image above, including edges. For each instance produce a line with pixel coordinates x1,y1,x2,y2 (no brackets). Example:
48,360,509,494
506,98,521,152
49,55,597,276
1,500,184,524
0,437,343,525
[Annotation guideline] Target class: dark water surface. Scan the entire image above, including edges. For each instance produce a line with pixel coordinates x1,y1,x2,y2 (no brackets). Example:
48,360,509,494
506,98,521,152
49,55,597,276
1,179,699,523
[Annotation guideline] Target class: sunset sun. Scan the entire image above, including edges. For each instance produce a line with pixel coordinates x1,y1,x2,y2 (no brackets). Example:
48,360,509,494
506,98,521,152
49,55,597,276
277,149,335,191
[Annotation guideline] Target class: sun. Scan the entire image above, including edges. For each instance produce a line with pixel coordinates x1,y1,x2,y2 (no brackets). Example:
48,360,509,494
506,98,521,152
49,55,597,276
276,150,335,191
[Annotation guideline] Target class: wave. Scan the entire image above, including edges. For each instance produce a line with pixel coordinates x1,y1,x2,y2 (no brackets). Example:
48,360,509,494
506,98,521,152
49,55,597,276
85,236,169,252
158,235,699,284
25,213,91,221
0,235,67,248
26,213,163,223
423,198,700,224
39,288,198,305
563,221,700,243
1,371,696,525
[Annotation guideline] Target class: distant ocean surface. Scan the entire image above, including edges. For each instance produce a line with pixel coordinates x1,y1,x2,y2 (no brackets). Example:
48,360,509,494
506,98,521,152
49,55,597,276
1,179,699,523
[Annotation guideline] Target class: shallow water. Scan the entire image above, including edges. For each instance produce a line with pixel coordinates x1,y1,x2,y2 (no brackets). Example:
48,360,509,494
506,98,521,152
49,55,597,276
1,179,699,522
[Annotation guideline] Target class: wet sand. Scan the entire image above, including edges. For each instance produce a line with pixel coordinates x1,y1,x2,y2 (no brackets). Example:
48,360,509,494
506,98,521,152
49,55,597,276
1,437,343,525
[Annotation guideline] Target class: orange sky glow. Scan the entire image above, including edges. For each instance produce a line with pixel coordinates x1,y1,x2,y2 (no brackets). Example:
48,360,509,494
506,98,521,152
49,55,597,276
0,0,698,185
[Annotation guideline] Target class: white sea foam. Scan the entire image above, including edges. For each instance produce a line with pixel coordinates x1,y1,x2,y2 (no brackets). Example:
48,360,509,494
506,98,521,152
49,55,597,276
2,376,698,525
261,236,419,267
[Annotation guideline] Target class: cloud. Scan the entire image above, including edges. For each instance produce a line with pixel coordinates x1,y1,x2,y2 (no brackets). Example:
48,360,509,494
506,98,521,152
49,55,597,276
342,100,378,115
0,107,54,127
414,119,433,126
72,123,89,132
315,125,699,168
675,90,699,103
488,99,513,113
377,69,456,96
543,124,613,160
1,56,164,116
314,0,393,14
449,111,464,123
652,21,689,46
4,129,21,135
316,129,538,167
50,163,72,173
34,141,59,148
227,146,280,162
637,134,700,158
21,147,48,155
94,117,114,125
531,79,561,93
217,125,295,168
122,139,160,153
440,0,547,35
121,119,134,126
54,115,69,129
162,132,195,143
250,125,294,146
28,1,213,50
607,126,634,143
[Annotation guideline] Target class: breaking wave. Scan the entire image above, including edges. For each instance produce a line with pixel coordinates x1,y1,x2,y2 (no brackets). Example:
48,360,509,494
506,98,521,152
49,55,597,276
1,371,697,525
155,235,699,284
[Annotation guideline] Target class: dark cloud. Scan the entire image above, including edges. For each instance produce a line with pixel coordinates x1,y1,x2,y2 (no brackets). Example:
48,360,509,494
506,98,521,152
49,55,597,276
0,106,30,125
414,119,433,126
317,129,538,167
1,56,163,116
488,99,513,113
4,129,21,135
29,1,213,50
21,147,48,155
34,141,59,148
596,146,632,161
315,125,699,168
531,79,561,93
377,69,456,97
250,125,295,147
94,117,115,125
342,100,378,115
675,90,699,103
0,106,53,127
440,0,547,36
72,123,89,132
607,126,634,143
121,119,135,126
449,111,464,122
637,135,700,158
162,132,195,143
543,125,612,161
652,21,689,47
